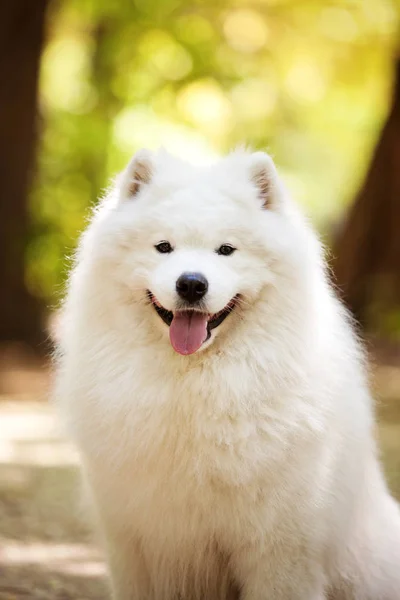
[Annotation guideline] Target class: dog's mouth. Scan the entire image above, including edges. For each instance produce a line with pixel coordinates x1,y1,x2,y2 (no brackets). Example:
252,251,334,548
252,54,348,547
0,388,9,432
147,291,239,356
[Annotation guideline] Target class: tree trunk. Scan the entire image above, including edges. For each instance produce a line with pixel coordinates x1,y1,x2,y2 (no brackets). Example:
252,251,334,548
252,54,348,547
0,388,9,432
333,58,400,331
0,1,48,344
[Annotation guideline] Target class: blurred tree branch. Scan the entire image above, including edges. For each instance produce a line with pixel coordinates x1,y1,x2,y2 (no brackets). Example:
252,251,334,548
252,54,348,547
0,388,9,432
333,55,400,332
0,0,49,344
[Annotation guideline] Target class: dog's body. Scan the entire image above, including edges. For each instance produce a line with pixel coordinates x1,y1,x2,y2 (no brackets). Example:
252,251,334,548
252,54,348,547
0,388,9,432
56,149,400,599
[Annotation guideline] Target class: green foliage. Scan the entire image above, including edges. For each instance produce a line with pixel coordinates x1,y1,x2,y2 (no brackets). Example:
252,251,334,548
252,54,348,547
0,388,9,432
29,0,399,300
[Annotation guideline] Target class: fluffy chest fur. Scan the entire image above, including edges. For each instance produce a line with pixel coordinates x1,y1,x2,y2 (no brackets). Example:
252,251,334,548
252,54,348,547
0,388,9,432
63,331,333,547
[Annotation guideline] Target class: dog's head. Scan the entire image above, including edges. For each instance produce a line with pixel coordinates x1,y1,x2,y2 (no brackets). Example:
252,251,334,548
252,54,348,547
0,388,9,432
86,149,318,356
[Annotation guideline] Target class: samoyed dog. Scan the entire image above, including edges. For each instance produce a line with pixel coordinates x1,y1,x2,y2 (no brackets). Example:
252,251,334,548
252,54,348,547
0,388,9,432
56,149,400,600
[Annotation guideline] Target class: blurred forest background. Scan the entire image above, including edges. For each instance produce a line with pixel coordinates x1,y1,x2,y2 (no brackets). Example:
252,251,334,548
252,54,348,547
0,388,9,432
1,1,400,598
1,0,400,342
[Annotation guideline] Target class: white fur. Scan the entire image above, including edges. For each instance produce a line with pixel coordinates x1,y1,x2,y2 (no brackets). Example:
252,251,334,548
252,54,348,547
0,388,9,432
55,149,400,600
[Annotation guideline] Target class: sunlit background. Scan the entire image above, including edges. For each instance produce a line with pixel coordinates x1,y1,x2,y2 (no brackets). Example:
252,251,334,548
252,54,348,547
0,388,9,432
0,1,400,598
30,0,398,300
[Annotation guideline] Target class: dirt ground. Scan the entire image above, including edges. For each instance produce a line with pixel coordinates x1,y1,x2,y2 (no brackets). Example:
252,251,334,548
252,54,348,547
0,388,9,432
0,343,399,599
0,347,107,599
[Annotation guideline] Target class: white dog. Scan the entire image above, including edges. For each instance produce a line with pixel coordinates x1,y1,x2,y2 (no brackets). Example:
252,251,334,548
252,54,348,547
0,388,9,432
56,149,400,600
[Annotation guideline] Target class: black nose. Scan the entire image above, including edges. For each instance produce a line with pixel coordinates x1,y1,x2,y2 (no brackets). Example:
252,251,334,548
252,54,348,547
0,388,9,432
176,272,208,304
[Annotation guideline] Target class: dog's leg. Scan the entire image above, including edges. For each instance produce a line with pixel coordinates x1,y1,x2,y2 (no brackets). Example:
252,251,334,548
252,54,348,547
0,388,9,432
239,577,326,600
231,544,326,600
329,460,400,600
92,504,151,598
79,479,153,599
239,573,326,600
103,530,152,600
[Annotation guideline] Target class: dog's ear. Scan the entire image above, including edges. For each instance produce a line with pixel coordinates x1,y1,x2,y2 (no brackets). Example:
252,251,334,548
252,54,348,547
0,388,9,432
120,149,154,201
249,152,281,209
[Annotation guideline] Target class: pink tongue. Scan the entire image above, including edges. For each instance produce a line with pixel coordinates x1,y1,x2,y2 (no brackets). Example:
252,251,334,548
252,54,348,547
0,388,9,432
169,311,208,355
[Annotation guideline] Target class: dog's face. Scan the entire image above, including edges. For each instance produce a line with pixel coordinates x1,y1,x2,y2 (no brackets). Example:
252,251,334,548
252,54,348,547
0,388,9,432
90,149,312,355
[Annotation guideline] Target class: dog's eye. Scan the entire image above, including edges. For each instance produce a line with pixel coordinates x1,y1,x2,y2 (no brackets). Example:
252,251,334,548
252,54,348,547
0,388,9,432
155,241,173,254
216,244,236,256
